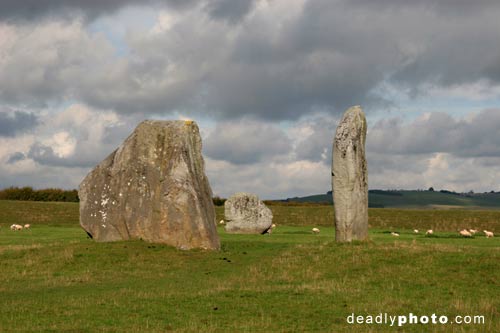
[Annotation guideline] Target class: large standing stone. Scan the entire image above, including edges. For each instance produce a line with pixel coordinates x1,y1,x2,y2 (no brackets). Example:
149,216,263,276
332,106,368,242
79,120,220,250
224,193,273,234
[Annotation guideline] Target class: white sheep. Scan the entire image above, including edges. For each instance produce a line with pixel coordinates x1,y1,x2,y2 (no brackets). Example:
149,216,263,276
469,229,478,235
483,230,494,238
312,228,320,234
413,229,419,234
425,229,433,235
391,232,400,237
459,229,472,237
24,224,31,229
10,224,23,231
271,224,276,229
219,220,225,225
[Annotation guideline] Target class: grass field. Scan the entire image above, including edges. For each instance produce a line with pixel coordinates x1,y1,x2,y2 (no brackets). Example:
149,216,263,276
0,200,499,332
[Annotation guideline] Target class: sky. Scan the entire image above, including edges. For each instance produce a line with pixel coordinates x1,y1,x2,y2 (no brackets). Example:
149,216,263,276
1,0,500,199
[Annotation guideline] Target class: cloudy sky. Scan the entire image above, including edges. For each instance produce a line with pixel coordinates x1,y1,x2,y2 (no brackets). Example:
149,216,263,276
1,0,500,199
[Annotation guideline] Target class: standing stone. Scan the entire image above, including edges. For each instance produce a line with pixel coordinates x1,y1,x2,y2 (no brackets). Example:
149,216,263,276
332,106,368,242
79,120,220,250
224,193,273,234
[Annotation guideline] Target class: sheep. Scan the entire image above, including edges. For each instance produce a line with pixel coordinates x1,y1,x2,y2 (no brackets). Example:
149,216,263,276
413,229,419,234
218,220,225,225
10,224,23,231
271,224,276,229
425,229,433,235
483,230,494,238
459,229,472,237
469,229,478,235
391,232,400,237
312,228,320,234
24,224,31,229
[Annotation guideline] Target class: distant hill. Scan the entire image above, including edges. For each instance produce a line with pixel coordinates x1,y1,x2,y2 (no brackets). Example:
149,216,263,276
284,190,500,209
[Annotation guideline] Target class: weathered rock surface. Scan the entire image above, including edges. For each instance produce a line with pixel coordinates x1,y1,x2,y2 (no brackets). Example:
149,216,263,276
224,193,273,234
332,106,368,242
79,120,220,250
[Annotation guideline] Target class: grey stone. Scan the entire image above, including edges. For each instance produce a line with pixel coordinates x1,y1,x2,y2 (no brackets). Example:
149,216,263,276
79,120,220,250
224,193,273,234
332,106,369,242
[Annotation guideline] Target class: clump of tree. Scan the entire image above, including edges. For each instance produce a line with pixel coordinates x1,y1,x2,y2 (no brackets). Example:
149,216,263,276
0,187,79,202
212,196,226,206
264,200,331,206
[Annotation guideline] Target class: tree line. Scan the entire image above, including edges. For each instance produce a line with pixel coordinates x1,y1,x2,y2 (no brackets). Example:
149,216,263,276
0,187,79,202
0,187,231,205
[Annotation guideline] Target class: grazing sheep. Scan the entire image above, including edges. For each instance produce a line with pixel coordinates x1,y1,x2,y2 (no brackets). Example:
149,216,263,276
271,224,276,229
24,224,31,229
469,229,478,235
10,224,23,231
425,229,433,235
219,220,225,225
413,229,419,234
391,232,400,237
483,230,494,238
312,228,320,234
459,229,472,237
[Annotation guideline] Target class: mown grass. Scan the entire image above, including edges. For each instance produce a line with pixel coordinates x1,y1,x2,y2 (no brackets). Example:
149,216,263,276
0,201,498,332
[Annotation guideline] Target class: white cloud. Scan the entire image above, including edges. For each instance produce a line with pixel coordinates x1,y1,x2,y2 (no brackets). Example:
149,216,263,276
206,157,330,199
44,132,76,158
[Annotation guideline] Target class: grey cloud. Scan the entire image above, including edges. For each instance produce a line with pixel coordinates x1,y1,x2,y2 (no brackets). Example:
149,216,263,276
294,116,339,162
204,120,292,164
368,109,500,158
0,163,88,190
0,110,38,137
24,108,137,169
27,143,91,168
206,0,256,23
0,0,199,22
6,152,26,164
2,0,500,122
82,0,500,119
349,0,500,15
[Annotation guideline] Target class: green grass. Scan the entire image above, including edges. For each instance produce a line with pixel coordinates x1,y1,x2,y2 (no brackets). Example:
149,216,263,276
217,205,500,232
0,201,499,332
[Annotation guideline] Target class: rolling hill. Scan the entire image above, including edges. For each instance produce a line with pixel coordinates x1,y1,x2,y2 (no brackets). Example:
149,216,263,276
284,190,500,209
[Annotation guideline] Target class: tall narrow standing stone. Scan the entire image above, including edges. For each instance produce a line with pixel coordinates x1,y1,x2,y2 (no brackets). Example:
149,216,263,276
332,106,368,242
79,120,220,250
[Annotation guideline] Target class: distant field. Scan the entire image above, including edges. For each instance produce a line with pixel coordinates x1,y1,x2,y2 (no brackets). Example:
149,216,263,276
0,201,499,332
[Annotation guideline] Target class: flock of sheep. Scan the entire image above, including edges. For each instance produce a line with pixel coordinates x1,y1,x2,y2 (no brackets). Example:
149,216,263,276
390,228,495,238
9,224,30,231
217,220,496,238
6,221,496,239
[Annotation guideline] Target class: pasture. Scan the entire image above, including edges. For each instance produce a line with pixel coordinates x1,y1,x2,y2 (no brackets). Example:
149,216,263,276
0,200,498,332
